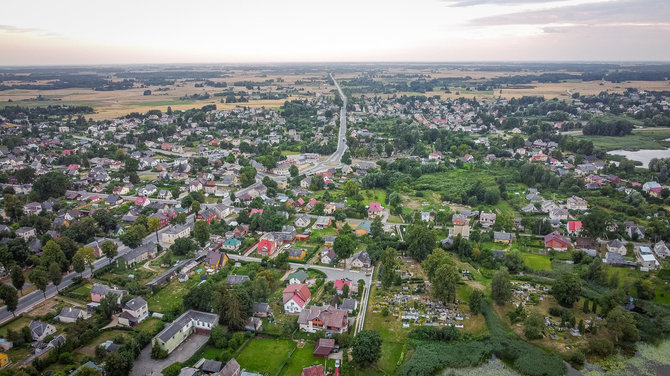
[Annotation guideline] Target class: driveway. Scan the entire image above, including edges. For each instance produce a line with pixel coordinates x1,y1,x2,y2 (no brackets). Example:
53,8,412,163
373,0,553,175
131,334,209,376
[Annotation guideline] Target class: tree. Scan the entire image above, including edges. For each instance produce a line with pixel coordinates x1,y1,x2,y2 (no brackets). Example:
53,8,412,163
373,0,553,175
41,240,67,270
380,247,399,289
606,306,639,344
93,210,118,233
183,282,215,312
75,247,96,271
11,265,25,296
0,284,18,317
2,194,23,221
210,326,228,349
101,241,118,259
491,267,512,305
147,217,161,245
32,172,71,201
191,201,201,214
120,224,146,249
333,235,356,261
552,273,582,307
289,164,299,178
343,180,359,197
215,287,246,330
582,208,613,239
99,293,118,320
29,267,48,299
72,253,86,277
240,166,257,187
503,250,524,274
469,290,484,315
370,217,383,238
524,310,545,340
342,283,350,298
405,222,436,261
194,220,210,246
176,212,187,224
48,263,63,291
352,330,382,366
635,278,656,300
432,263,459,304
251,276,271,302
170,237,196,256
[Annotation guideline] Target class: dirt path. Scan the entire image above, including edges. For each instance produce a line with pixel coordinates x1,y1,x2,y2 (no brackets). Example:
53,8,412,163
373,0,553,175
142,260,157,272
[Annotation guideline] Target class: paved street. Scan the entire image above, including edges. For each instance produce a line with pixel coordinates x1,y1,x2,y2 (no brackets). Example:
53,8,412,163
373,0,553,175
131,334,209,376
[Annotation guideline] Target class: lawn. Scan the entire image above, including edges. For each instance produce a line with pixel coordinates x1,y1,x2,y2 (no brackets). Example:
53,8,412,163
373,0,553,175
522,253,552,271
360,189,386,206
0,316,32,337
236,338,296,375
413,167,506,200
146,276,199,312
575,128,670,151
279,342,335,376
387,215,403,223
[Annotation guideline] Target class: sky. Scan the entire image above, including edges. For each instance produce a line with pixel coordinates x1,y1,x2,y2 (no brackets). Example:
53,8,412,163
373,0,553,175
1,0,669,65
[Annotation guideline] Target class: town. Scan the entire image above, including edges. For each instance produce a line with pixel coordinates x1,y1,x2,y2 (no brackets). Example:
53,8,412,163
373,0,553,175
1,62,670,376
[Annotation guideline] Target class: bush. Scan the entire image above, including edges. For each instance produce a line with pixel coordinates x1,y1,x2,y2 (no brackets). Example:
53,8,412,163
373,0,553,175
587,338,615,356
162,363,182,376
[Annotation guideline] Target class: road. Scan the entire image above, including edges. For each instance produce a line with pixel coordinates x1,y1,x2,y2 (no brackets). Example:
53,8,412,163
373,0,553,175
67,190,181,205
0,214,195,324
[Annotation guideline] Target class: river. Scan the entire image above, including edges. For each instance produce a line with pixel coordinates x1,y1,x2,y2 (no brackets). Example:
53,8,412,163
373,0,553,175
608,148,670,168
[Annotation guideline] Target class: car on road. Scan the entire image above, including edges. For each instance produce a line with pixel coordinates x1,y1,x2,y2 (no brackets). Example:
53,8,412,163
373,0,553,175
335,359,341,368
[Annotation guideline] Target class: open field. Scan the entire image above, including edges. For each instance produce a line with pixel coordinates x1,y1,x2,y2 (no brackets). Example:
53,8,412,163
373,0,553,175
279,342,336,376
146,275,199,312
575,127,670,151
522,253,553,271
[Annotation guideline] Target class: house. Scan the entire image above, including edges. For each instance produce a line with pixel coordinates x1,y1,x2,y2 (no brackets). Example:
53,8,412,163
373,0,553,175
313,338,335,358
57,307,90,323
334,279,351,294
355,221,372,236
256,239,277,257
449,225,470,239
607,239,627,256
253,302,271,318
135,197,150,207
152,310,219,354
287,270,309,285
638,246,660,270
23,202,42,215
351,251,371,268
161,224,191,244
106,194,124,205
207,251,228,269
297,305,348,333
368,202,383,218
313,216,331,229
219,358,241,376
340,298,357,313
549,208,569,221
544,231,570,251
604,252,636,267
493,232,512,244
221,238,241,251
294,214,311,228
29,321,56,341
566,196,588,211
0,352,8,368
324,236,336,247
625,222,645,240
452,214,467,226
283,284,311,313
201,359,223,374
642,181,663,198
288,248,307,261
227,275,250,286
0,339,12,351
302,365,325,376
654,241,670,259
15,227,36,241
567,221,583,235
119,296,149,327
245,317,263,332
120,244,157,267
90,283,127,304
321,248,336,264
479,212,496,228
157,189,173,200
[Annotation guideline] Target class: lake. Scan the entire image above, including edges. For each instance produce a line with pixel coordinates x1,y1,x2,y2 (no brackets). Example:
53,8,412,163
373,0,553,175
608,148,670,168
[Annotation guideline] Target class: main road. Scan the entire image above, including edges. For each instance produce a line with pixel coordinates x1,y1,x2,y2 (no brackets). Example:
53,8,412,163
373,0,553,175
0,214,195,324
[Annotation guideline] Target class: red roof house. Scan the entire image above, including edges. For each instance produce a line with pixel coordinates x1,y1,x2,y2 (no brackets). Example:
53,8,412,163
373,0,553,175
544,231,571,251
257,239,277,257
283,284,311,313
567,221,583,235
368,202,383,218
302,365,325,376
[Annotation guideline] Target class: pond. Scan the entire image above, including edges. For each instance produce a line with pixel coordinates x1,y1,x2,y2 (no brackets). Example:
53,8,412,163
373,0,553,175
439,340,670,376
608,148,670,168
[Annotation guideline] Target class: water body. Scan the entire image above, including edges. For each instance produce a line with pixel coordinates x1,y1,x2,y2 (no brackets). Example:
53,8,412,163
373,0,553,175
440,340,670,376
608,148,670,168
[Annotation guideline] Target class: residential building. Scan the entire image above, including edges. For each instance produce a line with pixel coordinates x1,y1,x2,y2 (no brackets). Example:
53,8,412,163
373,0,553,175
544,231,570,251
283,284,311,313
90,283,127,304
287,270,309,285
313,216,331,229
119,296,149,327
294,214,311,228
207,251,229,269
57,307,90,323
479,212,496,228
253,302,271,318
313,338,335,358
161,224,191,244
493,232,512,244
368,202,383,218
256,239,277,257
567,221,583,235
288,248,307,261
351,251,371,268
297,305,348,333
29,321,56,341
654,241,670,259
320,248,336,264
152,310,219,354
15,227,36,241
301,365,325,376
607,239,627,256
566,196,588,211
221,237,241,251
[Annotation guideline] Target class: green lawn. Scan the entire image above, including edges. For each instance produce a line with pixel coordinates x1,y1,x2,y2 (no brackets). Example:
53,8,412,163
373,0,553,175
521,253,552,271
387,215,403,223
360,189,387,206
236,338,296,375
279,342,335,376
202,346,221,360
146,276,199,312
575,128,670,151
0,317,32,337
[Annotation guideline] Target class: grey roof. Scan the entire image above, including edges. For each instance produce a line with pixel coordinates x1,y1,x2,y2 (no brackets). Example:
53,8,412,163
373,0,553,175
201,359,223,373
178,368,199,376
253,302,269,313
124,296,147,311
288,248,306,258
155,310,219,343
219,358,241,376
29,320,51,338
226,275,250,285
494,232,512,241
59,307,84,319
340,298,357,311
353,251,371,265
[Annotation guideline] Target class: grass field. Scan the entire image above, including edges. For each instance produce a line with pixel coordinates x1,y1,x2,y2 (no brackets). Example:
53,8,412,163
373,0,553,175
575,128,670,151
146,276,198,312
413,168,503,200
522,253,553,271
279,342,335,376
236,338,296,375
360,189,387,206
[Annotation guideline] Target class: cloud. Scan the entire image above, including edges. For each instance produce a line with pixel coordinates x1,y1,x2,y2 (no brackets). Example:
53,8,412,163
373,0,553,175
444,0,564,6
0,24,60,38
469,0,670,26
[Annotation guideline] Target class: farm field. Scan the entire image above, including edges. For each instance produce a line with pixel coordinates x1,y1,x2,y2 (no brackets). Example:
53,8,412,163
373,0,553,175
575,127,670,151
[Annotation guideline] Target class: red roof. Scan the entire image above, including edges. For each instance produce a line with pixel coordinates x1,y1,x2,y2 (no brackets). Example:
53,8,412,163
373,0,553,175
544,231,570,246
368,202,383,213
283,284,311,305
302,365,324,376
250,208,263,216
568,221,582,232
334,279,351,291
135,197,147,205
